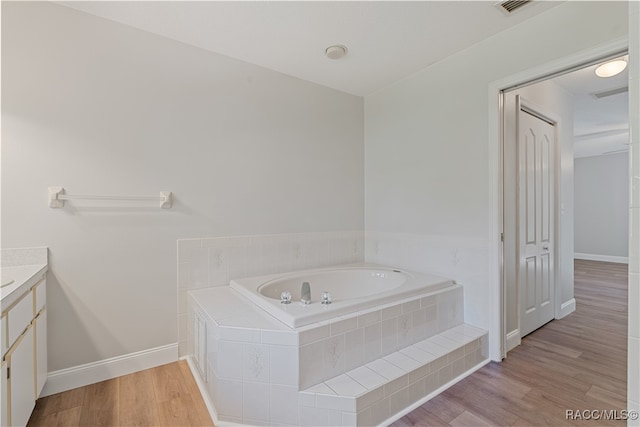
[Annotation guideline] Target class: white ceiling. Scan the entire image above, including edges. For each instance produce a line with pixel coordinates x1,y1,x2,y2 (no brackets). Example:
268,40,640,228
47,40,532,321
59,1,627,158
59,1,562,97
552,56,629,158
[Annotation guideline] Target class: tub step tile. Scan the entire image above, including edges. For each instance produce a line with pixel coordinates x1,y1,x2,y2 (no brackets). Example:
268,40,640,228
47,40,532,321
399,344,437,365
365,358,404,380
383,351,422,372
346,366,386,390
299,323,489,427
325,374,367,397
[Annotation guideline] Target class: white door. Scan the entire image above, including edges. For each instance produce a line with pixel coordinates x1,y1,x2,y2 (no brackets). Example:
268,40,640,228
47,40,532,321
518,100,556,337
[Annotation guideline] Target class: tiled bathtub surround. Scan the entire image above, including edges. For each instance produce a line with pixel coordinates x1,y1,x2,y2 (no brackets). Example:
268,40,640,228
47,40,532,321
364,231,490,283
299,326,488,427
296,285,463,389
365,231,492,349
188,281,487,426
178,231,364,356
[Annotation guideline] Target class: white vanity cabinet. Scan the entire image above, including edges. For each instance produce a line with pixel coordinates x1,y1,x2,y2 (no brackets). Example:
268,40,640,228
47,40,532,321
1,361,7,427
34,280,47,398
7,327,35,427
1,274,47,427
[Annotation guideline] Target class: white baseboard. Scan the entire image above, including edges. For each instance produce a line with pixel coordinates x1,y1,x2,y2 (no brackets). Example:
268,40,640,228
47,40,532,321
505,329,521,352
574,253,628,264
41,343,178,397
558,298,576,319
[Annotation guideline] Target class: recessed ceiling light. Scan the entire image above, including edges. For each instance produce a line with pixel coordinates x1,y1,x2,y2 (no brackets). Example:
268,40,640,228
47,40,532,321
325,45,348,60
595,59,627,78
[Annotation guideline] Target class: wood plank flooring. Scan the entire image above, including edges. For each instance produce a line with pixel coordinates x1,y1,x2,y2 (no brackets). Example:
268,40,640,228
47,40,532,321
392,259,628,427
27,360,214,427
27,260,627,427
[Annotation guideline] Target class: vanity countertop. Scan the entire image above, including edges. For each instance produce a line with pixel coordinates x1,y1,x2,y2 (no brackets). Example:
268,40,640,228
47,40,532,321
1,247,49,311
1,263,48,310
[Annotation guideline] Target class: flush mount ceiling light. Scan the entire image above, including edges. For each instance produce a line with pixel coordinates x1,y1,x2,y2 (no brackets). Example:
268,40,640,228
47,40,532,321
595,59,627,78
325,45,348,60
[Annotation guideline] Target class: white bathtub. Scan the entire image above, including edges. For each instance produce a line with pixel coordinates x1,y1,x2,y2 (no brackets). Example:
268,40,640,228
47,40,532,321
230,263,455,328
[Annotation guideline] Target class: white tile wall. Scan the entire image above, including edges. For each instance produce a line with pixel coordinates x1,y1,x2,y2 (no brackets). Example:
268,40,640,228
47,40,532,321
215,377,243,418
269,345,299,386
324,335,346,379
294,284,463,389
299,406,329,427
178,231,364,356
270,384,300,425
299,340,325,388
216,328,486,425
365,231,490,341
243,381,270,422
218,340,244,380
344,328,365,371
243,343,270,383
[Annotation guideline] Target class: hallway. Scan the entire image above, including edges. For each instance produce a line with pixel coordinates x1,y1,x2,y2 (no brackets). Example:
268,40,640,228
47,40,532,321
392,259,628,426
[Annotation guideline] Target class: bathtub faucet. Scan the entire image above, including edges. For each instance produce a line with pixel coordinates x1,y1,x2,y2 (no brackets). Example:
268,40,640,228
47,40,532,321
301,282,311,305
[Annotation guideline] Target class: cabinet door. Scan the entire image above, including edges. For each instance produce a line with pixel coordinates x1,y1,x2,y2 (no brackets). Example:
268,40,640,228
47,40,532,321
9,327,35,427
1,362,7,427
35,310,47,399
1,314,7,357
7,293,33,348
35,280,46,313
35,309,47,397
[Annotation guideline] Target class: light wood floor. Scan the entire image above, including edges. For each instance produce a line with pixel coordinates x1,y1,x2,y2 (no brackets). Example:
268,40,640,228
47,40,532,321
28,260,627,427
392,259,628,427
27,360,214,427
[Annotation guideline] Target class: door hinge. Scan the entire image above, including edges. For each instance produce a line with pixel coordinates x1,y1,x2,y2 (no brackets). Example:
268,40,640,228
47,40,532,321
7,366,10,380
500,233,504,242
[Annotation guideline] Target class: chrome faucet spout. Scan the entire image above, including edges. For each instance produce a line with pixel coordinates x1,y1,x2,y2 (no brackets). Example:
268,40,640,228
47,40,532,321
301,282,311,305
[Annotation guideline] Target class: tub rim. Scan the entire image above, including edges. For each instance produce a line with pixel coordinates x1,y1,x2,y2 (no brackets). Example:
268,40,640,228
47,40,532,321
230,263,456,329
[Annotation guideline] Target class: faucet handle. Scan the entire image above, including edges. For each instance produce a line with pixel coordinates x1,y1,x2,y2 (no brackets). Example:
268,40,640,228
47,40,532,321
280,291,292,304
321,291,332,305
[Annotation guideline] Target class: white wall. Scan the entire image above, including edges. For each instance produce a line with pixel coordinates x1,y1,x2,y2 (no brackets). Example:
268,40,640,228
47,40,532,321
574,153,629,260
503,80,575,341
574,153,629,261
364,1,628,359
1,2,364,372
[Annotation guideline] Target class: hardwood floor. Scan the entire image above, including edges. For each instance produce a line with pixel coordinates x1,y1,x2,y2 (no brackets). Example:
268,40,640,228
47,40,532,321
27,260,627,427
392,259,628,427
27,360,214,427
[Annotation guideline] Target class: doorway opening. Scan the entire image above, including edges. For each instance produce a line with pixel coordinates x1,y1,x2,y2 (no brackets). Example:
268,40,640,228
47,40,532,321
499,48,630,356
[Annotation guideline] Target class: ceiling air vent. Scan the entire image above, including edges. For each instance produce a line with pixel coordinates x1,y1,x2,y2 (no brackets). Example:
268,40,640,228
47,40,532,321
591,86,628,99
497,0,532,15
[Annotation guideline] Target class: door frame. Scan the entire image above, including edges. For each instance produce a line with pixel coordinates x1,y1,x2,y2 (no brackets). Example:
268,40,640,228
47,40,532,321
488,38,629,360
